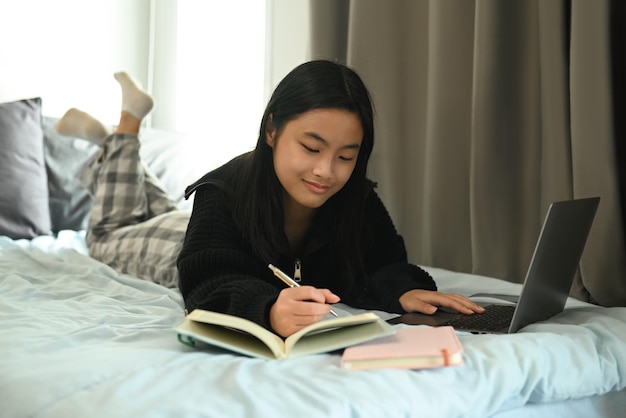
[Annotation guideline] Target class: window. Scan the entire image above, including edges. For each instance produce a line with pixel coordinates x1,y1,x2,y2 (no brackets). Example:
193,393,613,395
168,0,267,169
1,0,270,172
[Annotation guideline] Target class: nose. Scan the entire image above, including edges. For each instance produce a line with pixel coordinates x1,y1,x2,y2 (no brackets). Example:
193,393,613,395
312,155,333,179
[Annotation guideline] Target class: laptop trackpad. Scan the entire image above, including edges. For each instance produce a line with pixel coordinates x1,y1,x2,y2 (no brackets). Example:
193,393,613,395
387,309,463,326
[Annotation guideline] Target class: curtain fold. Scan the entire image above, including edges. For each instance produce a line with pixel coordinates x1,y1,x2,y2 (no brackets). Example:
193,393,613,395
611,1,626,249
307,0,626,306
470,1,543,283
569,0,625,305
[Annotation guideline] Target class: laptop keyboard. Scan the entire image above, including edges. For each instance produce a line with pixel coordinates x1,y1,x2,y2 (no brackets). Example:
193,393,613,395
442,304,516,332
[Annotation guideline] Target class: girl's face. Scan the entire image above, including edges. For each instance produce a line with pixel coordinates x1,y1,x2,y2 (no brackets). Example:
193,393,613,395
266,108,363,214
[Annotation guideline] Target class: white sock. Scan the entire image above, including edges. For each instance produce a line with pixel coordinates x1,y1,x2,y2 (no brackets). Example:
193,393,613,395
114,71,154,120
54,108,111,145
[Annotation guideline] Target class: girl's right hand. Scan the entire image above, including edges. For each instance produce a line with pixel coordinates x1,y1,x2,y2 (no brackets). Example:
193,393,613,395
269,286,340,337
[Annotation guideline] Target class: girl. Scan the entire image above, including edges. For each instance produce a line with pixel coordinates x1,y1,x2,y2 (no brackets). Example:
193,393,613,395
56,60,483,338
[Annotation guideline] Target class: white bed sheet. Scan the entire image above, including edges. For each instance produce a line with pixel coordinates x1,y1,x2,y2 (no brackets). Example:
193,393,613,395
1,231,625,418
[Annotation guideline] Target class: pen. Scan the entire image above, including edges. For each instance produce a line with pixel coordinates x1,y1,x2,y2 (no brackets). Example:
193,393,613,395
268,264,339,317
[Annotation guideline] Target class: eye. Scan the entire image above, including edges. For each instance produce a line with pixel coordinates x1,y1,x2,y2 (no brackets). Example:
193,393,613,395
302,143,319,153
339,150,359,162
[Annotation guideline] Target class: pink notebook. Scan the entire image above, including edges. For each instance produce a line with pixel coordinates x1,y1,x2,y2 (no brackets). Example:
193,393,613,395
340,326,464,370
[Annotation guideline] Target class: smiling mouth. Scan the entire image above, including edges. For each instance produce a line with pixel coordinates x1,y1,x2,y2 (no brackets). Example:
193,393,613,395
303,179,331,194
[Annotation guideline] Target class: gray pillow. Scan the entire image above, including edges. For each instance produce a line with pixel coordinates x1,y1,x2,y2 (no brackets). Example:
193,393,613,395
43,116,99,232
42,120,200,233
0,98,51,239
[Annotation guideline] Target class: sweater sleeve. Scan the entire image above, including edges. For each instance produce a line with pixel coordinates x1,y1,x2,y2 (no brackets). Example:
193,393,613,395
176,185,279,330
360,190,437,313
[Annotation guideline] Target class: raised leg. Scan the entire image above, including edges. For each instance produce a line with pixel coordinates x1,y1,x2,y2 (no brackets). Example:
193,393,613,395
54,73,185,287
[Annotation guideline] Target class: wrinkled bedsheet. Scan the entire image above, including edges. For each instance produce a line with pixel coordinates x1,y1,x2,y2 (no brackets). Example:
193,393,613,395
1,232,625,418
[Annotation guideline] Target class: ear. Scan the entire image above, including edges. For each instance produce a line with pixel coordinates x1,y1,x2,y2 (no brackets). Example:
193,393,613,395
265,114,276,147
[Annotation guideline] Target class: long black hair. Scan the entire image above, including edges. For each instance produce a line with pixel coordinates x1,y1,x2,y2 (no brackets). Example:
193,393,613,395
231,60,375,291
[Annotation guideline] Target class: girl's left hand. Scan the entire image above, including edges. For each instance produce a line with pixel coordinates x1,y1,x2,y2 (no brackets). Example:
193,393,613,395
399,289,485,315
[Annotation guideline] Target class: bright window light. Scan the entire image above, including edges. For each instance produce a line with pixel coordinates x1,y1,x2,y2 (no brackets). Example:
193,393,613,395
176,0,267,169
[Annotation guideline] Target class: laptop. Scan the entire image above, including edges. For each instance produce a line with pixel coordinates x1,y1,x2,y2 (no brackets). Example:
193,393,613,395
389,197,600,334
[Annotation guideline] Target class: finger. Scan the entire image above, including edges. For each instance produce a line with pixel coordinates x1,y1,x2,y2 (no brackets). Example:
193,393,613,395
290,286,341,308
281,293,334,318
270,311,320,337
270,297,327,335
318,288,341,303
407,292,461,314
448,294,485,313
406,299,439,315
290,302,331,318
289,286,328,303
279,287,339,319
437,294,485,314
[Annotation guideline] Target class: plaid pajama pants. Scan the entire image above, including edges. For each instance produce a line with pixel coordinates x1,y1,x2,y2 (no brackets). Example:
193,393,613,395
83,134,190,288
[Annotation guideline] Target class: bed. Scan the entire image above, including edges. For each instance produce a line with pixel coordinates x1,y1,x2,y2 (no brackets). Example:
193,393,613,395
1,98,626,417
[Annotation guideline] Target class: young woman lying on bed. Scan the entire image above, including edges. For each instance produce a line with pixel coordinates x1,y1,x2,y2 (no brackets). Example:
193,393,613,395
55,60,483,337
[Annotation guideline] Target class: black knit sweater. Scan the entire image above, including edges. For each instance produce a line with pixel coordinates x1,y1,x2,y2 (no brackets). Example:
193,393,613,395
176,156,437,331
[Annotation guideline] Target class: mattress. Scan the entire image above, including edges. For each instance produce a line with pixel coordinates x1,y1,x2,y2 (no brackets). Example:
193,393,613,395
1,231,625,418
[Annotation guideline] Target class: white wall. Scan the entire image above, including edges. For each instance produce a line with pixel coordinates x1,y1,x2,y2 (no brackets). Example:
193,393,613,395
0,0,150,124
265,0,310,94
